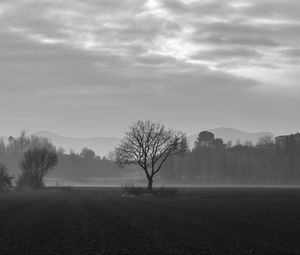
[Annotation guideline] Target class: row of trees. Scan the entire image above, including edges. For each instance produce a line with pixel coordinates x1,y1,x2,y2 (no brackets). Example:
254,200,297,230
0,132,59,190
161,131,300,184
0,131,122,183
115,121,299,190
1,122,186,192
1,122,299,192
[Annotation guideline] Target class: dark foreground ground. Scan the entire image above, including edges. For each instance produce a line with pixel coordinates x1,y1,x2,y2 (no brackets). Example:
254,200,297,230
0,188,300,255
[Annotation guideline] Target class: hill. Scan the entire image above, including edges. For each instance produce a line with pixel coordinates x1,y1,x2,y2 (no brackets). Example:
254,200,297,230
188,127,274,149
33,131,120,157
1,127,274,156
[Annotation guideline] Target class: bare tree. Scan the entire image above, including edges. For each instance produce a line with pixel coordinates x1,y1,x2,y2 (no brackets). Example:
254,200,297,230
256,135,274,147
18,147,58,189
115,120,184,192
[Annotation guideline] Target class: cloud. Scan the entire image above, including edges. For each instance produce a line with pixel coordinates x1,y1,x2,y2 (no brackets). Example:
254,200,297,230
197,34,280,48
0,0,299,136
192,47,261,60
242,0,300,21
281,48,300,58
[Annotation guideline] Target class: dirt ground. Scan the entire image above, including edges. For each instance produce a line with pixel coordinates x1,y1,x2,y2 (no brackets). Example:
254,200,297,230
0,188,300,255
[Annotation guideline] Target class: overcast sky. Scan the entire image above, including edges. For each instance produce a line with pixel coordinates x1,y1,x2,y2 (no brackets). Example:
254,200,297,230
0,0,299,137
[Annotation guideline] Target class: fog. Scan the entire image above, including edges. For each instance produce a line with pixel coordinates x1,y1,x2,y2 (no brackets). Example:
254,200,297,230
1,1,300,254
1,130,299,190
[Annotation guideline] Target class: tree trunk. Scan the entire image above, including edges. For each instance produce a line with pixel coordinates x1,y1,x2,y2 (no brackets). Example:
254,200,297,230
147,177,153,193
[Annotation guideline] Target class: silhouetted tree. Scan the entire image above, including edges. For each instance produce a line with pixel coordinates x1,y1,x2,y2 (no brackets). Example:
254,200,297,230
80,148,96,159
213,138,225,150
193,131,217,180
0,138,6,155
257,136,274,147
30,135,56,151
7,130,30,153
0,164,12,192
285,134,298,180
17,147,58,189
179,134,189,154
194,131,215,148
160,133,189,181
115,120,184,192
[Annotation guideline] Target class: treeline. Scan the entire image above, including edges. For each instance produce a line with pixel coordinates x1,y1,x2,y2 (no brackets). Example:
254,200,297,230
161,131,300,184
0,131,121,181
2,130,300,186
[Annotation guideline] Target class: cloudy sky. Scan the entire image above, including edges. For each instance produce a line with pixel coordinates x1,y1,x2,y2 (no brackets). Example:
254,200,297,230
0,0,299,137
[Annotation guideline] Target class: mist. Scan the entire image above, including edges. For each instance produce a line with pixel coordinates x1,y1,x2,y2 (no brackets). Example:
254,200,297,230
1,129,299,188
1,0,300,254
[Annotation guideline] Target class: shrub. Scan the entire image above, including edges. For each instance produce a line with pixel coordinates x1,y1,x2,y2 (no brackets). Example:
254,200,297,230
16,172,44,190
0,164,13,192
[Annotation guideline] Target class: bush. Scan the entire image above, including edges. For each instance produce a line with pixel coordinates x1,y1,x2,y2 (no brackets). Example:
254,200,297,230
0,164,13,192
122,184,145,196
16,172,44,191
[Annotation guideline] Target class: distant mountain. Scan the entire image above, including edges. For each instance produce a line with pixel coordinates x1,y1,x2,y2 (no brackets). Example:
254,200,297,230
188,127,274,149
33,131,121,157
1,127,274,156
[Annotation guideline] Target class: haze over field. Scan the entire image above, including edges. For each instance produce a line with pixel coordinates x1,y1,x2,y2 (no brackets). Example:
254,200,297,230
1,1,300,254
1,0,299,188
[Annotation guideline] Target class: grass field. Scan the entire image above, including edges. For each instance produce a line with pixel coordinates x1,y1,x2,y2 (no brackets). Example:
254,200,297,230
0,188,300,255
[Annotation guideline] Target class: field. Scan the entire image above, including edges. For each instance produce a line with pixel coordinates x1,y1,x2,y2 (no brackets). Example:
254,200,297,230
0,188,300,255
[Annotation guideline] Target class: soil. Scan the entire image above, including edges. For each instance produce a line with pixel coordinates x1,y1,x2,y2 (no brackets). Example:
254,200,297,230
0,188,300,254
